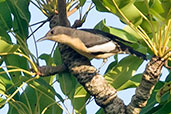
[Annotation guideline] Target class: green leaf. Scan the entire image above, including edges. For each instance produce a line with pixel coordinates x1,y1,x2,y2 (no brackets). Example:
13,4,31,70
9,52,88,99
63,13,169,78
153,101,171,114
0,28,12,42
95,20,138,43
0,0,12,31
58,72,77,97
96,108,105,114
0,69,20,101
71,84,89,114
156,81,171,103
79,0,86,6
6,0,31,39
105,55,118,73
39,54,56,84
20,85,63,114
5,54,29,84
150,0,164,14
30,78,64,102
93,0,143,25
53,47,63,65
0,97,5,108
165,72,171,82
117,73,142,91
104,55,143,89
140,81,164,114
0,39,19,53
39,53,54,65
95,20,147,54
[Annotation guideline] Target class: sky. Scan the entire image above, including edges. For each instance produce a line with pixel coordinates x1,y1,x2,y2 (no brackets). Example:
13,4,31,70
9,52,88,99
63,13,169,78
0,1,169,114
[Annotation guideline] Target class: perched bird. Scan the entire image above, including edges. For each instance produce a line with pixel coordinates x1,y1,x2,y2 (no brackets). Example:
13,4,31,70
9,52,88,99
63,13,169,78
38,26,146,61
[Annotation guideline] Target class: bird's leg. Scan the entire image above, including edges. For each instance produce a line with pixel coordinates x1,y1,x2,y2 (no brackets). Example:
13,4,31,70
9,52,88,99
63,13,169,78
97,59,108,72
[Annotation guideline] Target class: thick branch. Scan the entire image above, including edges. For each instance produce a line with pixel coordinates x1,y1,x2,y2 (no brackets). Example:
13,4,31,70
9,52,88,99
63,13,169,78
126,56,165,114
57,0,70,27
37,64,67,76
58,46,126,113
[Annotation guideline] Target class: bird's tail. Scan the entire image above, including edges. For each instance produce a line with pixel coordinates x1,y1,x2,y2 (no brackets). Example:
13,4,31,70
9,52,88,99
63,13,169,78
118,42,147,60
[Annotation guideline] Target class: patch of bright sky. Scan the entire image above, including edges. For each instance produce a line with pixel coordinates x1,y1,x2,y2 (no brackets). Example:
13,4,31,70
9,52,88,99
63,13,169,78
0,1,169,114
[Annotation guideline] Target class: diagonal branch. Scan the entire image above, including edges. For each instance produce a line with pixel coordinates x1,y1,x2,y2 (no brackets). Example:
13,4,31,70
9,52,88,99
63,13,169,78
126,56,165,114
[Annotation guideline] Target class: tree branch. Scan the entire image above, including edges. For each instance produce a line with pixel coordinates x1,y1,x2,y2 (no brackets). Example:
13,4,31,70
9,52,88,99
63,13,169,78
126,56,165,114
57,0,70,27
37,64,67,76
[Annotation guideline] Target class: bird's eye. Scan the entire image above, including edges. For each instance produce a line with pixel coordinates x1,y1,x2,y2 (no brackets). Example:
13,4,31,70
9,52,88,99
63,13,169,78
50,30,54,34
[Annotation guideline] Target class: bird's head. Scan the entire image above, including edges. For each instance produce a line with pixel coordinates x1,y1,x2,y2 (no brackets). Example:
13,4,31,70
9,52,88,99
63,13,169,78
37,26,73,42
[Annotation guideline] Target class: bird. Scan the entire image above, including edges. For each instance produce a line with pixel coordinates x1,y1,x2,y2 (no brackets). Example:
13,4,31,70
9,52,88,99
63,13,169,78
37,26,147,61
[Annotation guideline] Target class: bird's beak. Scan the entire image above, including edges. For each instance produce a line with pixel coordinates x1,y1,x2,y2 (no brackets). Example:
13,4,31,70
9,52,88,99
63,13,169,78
37,36,50,42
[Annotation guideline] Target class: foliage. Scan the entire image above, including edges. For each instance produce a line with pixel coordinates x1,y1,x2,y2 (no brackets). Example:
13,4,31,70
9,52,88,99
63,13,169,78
0,0,170,114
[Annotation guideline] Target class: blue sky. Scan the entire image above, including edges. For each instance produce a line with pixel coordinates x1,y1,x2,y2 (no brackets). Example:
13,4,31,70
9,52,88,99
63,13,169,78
0,1,169,114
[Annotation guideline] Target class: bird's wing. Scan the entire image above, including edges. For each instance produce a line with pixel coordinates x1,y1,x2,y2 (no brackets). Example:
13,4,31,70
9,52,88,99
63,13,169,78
72,29,111,48
80,29,133,44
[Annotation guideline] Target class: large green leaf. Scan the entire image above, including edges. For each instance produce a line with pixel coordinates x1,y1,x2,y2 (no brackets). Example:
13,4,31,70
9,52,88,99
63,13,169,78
71,84,89,114
104,55,143,89
30,78,64,102
0,0,12,31
0,28,12,43
20,85,63,114
92,0,143,25
6,0,31,39
5,54,29,84
58,72,77,97
117,73,142,91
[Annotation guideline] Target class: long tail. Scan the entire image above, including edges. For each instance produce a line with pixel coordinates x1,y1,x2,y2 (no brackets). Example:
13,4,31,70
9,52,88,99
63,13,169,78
116,41,147,60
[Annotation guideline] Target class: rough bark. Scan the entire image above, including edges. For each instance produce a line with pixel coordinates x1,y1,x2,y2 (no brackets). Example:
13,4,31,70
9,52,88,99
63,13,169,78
126,57,165,114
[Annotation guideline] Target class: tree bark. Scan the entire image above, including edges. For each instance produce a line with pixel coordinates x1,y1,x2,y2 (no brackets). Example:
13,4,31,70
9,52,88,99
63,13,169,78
126,56,165,114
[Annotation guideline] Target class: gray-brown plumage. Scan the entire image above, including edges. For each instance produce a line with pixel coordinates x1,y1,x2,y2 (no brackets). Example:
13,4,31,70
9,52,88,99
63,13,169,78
38,26,146,60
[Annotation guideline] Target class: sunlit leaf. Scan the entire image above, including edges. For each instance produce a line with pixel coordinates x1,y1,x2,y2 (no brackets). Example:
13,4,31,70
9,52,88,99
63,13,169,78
117,73,142,91
104,55,143,89
0,39,19,53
